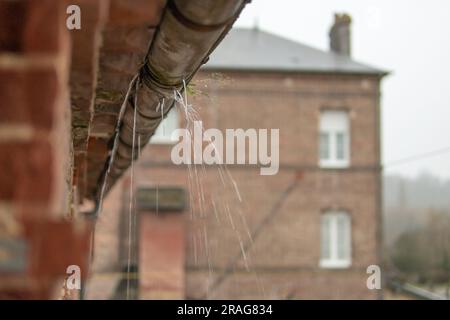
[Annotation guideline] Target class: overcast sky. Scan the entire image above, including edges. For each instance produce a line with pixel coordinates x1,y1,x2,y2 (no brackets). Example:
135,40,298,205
234,0,450,179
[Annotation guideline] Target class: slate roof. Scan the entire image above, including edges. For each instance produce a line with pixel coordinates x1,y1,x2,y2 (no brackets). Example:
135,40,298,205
204,28,386,75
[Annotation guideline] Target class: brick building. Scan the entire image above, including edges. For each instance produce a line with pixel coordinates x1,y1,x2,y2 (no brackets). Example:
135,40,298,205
87,15,388,299
0,1,386,300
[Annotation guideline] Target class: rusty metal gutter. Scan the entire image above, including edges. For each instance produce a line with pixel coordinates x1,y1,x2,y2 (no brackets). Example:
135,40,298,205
94,0,250,206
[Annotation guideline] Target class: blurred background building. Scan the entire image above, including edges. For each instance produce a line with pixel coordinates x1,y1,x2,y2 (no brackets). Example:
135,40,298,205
86,14,387,300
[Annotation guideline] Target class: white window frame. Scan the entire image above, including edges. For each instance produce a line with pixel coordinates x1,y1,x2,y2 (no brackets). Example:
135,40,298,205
319,211,352,269
151,108,179,144
319,110,350,168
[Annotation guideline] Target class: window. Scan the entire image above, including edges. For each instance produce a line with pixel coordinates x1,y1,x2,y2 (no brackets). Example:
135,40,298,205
320,211,351,268
319,111,350,168
151,108,179,144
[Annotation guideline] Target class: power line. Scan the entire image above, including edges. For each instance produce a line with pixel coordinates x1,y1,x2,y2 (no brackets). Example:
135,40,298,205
384,146,450,168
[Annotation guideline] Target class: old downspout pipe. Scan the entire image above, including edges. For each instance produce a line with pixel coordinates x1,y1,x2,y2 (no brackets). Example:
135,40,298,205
95,0,250,201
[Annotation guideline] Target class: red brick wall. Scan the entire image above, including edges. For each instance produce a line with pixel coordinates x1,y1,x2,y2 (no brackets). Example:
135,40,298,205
91,70,382,299
0,0,90,299
147,71,381,299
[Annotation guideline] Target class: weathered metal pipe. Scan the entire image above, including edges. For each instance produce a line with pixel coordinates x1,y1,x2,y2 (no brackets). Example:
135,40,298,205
96,0,249,200
146,0,247,86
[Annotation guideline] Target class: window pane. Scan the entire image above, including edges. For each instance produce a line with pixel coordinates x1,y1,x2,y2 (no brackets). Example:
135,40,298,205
321,215,331,260
320,132,330,160
336,214,350,261
152,109,178,143
336,132,346,160
320,111,350,167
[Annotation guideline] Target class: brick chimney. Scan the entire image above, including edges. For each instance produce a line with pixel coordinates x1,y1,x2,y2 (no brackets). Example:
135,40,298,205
329,13,352,56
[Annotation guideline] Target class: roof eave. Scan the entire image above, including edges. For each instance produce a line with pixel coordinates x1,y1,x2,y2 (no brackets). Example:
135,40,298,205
201,66,390,78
